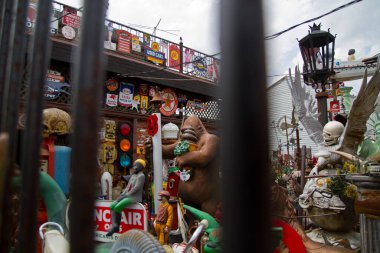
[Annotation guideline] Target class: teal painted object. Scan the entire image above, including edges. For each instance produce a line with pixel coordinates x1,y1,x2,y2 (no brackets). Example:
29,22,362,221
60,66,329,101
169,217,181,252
13,172,67,228
183,204,221,252
54,145,71,196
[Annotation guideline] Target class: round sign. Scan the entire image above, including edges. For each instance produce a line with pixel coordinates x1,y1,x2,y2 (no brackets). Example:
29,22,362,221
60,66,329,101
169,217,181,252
170,49,179,61
106,79,119,92
120,139,131,152
62,25,76,40
159,88,178,116
151,42,159,51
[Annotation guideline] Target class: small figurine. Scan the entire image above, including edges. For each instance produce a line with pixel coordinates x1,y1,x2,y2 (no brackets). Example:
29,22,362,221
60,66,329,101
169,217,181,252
106,159,146,236
154,190,173,245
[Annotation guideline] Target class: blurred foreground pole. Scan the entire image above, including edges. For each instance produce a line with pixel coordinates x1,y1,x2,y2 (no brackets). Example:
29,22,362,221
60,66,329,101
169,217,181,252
0,0,15,128
17,0,53,252
69,0,107,252
220,0,271,252
0,0,29,251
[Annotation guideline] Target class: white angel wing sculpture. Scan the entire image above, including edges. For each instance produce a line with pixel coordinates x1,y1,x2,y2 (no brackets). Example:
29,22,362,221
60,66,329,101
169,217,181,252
287,66,324,147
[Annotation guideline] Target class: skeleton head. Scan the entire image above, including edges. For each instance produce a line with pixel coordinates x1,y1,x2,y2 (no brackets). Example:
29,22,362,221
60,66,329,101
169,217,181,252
42,108,71,138
322,121,344,146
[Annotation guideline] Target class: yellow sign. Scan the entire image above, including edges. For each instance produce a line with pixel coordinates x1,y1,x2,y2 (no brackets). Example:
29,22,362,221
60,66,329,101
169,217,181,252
170,50,179,61
152,42,159,52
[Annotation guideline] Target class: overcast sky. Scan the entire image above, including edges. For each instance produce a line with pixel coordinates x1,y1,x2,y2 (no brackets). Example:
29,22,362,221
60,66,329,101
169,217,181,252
57,0,380,91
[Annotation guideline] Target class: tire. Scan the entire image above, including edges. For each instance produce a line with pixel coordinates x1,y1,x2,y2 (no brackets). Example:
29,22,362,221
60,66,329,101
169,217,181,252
111,229,167,253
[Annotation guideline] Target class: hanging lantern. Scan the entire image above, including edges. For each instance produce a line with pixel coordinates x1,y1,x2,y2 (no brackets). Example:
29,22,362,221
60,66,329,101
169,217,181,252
298,23,336,92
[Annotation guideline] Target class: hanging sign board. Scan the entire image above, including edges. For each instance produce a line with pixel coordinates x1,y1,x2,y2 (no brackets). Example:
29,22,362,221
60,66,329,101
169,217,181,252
118,82,134,107
116,30,131,54
169,44,180,70
144,48,165,65
94,201,147,242
131,35,141,52
160,88,178,116
62,7,81,29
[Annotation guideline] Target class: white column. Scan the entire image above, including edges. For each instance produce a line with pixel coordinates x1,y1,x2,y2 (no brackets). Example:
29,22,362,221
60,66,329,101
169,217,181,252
152,112,163,213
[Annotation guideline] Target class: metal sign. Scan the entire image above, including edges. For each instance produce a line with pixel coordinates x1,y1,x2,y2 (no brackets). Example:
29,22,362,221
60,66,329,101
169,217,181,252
144,48,165,65
94,201,147,242
62,7,81,29
160,88,178,116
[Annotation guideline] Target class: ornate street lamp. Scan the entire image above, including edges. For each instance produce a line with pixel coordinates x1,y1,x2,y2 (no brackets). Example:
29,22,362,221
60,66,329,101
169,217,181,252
298,23,336,125
298,23,336,92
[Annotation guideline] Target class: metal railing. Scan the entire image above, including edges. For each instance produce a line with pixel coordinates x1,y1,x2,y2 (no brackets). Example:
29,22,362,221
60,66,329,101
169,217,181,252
24,1,221,84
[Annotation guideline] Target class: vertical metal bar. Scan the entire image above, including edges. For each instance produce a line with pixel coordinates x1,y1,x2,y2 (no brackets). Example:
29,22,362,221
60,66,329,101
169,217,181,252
179,37,183,73
220,0,271,252
0,0,29,251
17,0,53,252
0,0,6,39
69,1,107,252
301,145,306,189
0,0,15,129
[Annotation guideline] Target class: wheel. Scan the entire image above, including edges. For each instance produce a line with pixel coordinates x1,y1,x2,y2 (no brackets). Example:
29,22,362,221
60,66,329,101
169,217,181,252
111,229,167,253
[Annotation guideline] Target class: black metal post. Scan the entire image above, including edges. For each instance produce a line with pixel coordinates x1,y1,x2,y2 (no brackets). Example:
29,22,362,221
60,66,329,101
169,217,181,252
69,1,107,252
0,0,29,251
221,0,271,252
316,92,328,126
179,36,183,73
17,0,53,252
0,0,15,130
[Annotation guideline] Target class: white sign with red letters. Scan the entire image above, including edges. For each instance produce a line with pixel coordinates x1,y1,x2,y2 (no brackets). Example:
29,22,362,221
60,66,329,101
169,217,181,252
94,200,147,242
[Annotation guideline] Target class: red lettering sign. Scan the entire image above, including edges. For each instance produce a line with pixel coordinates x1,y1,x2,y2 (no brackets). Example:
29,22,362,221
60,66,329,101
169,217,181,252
94,201,147,242
330,100,340,113
116,30,132,54
62,7,81,29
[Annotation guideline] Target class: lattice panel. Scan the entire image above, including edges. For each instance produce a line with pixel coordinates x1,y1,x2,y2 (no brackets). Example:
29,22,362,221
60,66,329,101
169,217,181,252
185,100,221,121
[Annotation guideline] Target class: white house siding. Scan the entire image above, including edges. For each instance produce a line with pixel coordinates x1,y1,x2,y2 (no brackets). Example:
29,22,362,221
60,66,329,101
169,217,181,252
267,76,319,156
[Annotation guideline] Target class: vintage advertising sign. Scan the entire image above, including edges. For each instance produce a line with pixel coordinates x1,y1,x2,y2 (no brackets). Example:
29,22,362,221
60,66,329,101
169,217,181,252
44,81,70,100
193,56,208,78
106,94,118,107
94,201,147,242
119,82,134,107
61,25,76,40
106,79,119,92
132,35,141,52
116,30,132,54
160,88,178,116
187,100,208,112
46,70,64,82
144,48,165,65
62,7,81,29
151,42,159,52
169,45,180,70
330,100,340,113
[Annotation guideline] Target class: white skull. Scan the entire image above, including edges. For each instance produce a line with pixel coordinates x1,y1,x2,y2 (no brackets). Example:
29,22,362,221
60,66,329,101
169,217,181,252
322,121,344,146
